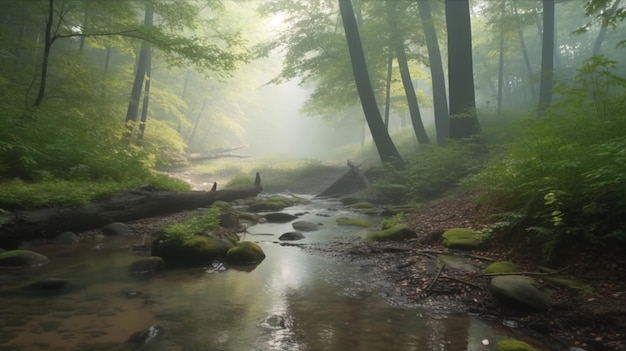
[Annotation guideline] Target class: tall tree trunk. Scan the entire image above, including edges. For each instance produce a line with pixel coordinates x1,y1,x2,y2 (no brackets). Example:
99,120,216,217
513,2,536,99
593,0,621,55
386,1,430,145
137,48,152,143
189,97,208,144
445,0,481,139
338,0,401,163
32,0,55,107
418,0,449,146
538,0,555,115
497,0,506,115
125,6,153,124
79,1,89,53
384,54,393,129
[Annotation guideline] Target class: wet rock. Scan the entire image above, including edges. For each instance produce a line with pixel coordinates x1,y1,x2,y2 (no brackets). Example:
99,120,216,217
279,231,305,241
26,277,69,290
128,324,165,348
349,201,375,209
495,339,538,351
102,222,130,236
219,211,239,229
151,235,228,267
264,212,298,223
205,261,228,273
0,249,49,271
364,224,417,243
490,275,551,312
260,314,286,330
226,241,266,264
53,232,80,245
441,228,484,250
246,199,290,212
292,220,320,232
129,257,165,274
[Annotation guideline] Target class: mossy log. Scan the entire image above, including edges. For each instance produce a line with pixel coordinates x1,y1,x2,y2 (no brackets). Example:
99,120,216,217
0,173,263,248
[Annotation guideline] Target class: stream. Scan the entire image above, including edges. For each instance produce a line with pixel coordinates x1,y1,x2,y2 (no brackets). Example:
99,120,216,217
0,195,550,351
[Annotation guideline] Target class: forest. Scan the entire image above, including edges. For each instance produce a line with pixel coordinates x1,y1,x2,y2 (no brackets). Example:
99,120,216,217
0,0,625,350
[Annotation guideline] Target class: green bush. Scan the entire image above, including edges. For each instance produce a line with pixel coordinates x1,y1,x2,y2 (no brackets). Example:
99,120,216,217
468,56,626,261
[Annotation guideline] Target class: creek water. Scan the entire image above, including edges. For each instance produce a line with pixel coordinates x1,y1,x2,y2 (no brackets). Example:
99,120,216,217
0,196,550,351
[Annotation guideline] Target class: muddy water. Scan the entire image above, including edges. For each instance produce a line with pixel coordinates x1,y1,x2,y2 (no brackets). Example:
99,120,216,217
0,196,549,351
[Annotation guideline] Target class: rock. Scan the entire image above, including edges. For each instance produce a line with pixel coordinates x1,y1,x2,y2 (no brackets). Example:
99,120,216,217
129,257,165,274
53,232,80,245
495,339,538,351
219,211,239,229
349,201,374,209
278,231,305,241
128,324,165,349
151,235,228,267
484,261,518,274
336,217,372,227
26,277,69,290
102,222,130,236
441,228,483,250
260,314,286,330
490,275,551,311
246,199,290,212
226,241,266,265
264,212,298,223
0,250,49,270
292,220,320,232
364,224,417,243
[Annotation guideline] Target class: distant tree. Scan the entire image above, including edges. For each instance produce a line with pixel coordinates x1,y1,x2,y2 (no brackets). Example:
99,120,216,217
339,0,401,163
445,0,480,139
538,0,555,115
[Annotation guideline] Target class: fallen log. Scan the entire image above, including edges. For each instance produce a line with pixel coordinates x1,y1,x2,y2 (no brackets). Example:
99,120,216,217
0,173,263,248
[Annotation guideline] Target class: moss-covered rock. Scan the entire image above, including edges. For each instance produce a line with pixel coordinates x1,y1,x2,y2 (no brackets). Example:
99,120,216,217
226,241,266,264
336,217,372,227
349,201,375,209
484,261,518,274
496,339,537,351
365,224,417,243
264,212,298,223
490,276,551,311
292,220,320,232
441,228,484,250
0,250,49,270
151,235,228,267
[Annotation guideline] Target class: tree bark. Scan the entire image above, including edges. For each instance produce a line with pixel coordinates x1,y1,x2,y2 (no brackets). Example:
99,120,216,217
338,0,402,163
497,0,506,115
445,0,481,139
125,6,153,125
384,54,393,128
0,174,263,247
137,46,152,142
418,0,449,146
513,2,537,100
538,0,555,115
593,0,621,55
32,0,55,107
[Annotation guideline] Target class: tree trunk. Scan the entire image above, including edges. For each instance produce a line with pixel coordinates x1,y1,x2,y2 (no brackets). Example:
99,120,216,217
0,174,263,247
513,2,536,100
338,0,401,163
418,0,449,146
538,0,555,115
497,0,506,115
593,0,621,55
32,0,55,107
125,5,153,125
386,1,431,146
445,0,481,139
384,54,393,128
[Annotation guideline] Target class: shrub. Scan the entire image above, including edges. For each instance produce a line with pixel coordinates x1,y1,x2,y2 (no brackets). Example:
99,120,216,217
164,207,221,243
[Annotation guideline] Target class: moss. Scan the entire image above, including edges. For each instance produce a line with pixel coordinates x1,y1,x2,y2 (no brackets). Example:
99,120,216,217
349,201,374,209
441,228,483,250
541,276,592,293
365,224,417,243
182,236,224,257
484,261,518,274
0,250,49,267
496,339,537,351
226,241,266,264
336,217,372,227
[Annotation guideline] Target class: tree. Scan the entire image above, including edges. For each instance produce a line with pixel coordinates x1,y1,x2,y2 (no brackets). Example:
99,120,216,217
338,0,401,163
538,0,555,115
445,0,480,139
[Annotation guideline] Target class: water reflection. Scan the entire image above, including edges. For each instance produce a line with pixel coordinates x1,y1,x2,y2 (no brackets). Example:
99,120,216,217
0,200,551,350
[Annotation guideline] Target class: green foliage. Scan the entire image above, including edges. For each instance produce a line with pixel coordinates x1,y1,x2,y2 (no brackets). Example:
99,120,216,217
380,213,405,230
225,175,254,188
469,57,626,262
164,207,221,243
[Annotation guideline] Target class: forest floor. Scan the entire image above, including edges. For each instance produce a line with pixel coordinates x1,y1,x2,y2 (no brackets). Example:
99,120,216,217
154,165,626,350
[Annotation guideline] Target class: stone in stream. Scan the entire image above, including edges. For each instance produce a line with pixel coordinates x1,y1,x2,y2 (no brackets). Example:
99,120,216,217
128,324,165,349
489,275,551,312
128,257,165,275
0,249,50,271
292,220,320,232
226,241,266,264
278,231,305,241
264,212,298,223
102,222,131,236
53,231,80,245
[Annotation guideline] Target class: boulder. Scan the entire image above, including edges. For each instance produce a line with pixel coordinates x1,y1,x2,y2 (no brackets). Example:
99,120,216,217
129,257,166,274
264,213,298,223
219,211,239,229
53,232,80,245
226,241,266,265
0,250,49,270
151,235,228,267
364,224,417,243
484,261,518,274
490,275,551,312
292,220,320,232
102,222,130,236
495,339,538,351
278,231,305,241
441,228,483,250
